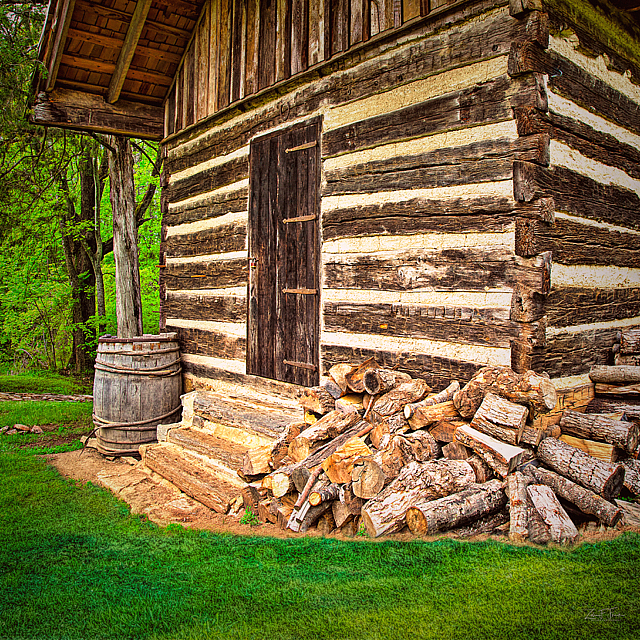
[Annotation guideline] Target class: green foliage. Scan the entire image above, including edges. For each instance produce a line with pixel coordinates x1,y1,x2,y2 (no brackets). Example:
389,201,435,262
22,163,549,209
1,450,640,640
0,370,91,394
239,506,261,527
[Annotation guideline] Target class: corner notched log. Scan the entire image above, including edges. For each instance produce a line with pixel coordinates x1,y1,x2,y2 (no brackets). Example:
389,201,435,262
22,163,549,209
536,437,625,501
406,479,507,536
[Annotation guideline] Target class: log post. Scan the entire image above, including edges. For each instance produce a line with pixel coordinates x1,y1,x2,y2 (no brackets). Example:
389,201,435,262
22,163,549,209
536,437,625,500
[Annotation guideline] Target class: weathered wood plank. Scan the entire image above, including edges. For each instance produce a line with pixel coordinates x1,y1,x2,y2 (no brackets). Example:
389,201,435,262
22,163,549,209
323,301,518,347
163,188,248,227
168,325,246,360
217,0,233,108
164,258,248,290
245,0,260,96
546,287,640,328
165,222,247,259
291,0,309,76
195,2,211,122
163,292,247,323
231,0,247,103
258,0,277,89
321,343,482,389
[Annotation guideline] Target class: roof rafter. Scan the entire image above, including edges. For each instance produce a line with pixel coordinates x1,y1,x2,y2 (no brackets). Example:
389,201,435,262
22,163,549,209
45,0,76,91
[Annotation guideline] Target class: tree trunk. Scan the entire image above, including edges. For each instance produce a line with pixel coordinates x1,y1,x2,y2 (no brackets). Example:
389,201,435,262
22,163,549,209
361,459,477,537
560,410,639,454
108,135,143,338
363,369,412,395
454,424,526,477
406,479,506,535
470,393,528,445
524,465,622,527
453,366,557,418
507,471,529,541
536,437,625,501
527,484,579,544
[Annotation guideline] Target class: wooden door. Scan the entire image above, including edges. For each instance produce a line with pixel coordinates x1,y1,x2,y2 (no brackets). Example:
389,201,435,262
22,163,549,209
247,118,320,386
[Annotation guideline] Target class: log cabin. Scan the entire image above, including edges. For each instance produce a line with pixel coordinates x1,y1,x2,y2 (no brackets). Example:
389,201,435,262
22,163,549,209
31,0,640,397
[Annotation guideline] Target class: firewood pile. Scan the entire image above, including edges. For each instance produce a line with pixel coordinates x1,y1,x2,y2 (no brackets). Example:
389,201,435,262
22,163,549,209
240,345,640,543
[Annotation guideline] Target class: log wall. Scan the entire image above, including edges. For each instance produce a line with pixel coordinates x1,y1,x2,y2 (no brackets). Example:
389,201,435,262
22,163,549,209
510,0,640,377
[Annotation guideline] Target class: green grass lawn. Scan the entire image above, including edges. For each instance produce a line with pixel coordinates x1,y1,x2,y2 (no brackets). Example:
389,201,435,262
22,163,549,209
0,370,92,395
1,449,639,640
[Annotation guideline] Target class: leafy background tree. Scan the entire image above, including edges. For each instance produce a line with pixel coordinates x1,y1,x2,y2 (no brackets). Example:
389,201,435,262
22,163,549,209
0,1,162,374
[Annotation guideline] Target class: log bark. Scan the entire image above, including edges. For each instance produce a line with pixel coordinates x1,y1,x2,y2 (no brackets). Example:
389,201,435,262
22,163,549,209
454,425,526,477
507,471,530,542
288,410,362,462
453,366,557,418
526,491,552,544
323,378,344,399
291,465,311,493
466,454,494,483
372,379,431,416
332,483,365,528
298,501,333,533
537,437,625,501
406,479,507,535
329,363,357,392
404,381,461,419
442,442,472,460
470,393,528,445
621,458,640,496
258,498,273,523
451,507,510,537
524,465,622,527
322,436,372,484
309,483,340,506
299,386,336,415
527,484,579,544
369,412,409,448
619,329,640,355
407,400,460,430
589,365,640,385
363,369,411,395
361,459,477,537
560,409,639,454
429,419,467,443
520,423,561,447
344,357,378,392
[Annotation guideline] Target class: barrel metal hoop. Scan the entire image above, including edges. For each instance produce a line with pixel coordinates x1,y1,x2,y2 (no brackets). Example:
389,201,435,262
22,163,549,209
93,405,181,429
94,362,182,377
98,346,181,356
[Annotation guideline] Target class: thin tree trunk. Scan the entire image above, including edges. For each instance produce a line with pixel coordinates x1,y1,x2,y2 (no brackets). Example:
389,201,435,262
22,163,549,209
108,135,143,338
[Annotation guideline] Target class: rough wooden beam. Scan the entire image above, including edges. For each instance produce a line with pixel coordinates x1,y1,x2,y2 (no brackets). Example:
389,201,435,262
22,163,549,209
46,0,76,91
107,0,153,104
31,88,163,140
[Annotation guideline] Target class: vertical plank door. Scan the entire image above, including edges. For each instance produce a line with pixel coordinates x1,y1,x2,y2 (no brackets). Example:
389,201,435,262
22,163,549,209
248,118,320,386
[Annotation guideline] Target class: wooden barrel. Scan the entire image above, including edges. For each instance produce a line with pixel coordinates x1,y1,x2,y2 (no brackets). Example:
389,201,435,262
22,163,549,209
93,333,182,456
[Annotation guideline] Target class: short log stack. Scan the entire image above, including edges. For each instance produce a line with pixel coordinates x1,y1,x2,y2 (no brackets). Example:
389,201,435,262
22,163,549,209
238,356,640,543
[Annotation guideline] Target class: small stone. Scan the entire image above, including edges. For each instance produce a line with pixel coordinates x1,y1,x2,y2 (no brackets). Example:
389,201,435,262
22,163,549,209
0,426,8,434
30,425,43,434
6,429,18,435
14,424,30,432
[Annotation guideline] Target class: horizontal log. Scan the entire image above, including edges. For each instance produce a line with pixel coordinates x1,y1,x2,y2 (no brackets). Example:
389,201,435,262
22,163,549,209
322,344,481,390
470,393,528,445
546,287,640,329
590,365,640,385
595,383,640,396
513,162,640,231
372,379,431,417
323,302,518,348
622,459,640,496
559,435,620,464
163,293,247,323
163,189,248,227
165,222,247,259
560,409,639,454
405,381,461,419
407,401,460,430
619,329,640,355
164,258,248,290
362,369,412,396
167,325,246,361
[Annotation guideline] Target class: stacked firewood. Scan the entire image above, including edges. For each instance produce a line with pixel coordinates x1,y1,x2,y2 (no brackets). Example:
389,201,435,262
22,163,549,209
239,357,639,542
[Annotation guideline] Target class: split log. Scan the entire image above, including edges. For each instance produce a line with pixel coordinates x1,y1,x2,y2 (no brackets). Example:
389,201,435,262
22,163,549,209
258,499,273,523
322,436,372,484
595,383,640,396
470,393,528,445
241,485,268,514
332,483,364,527
332,500,353,529
404,381,461,419
351,457,386,499
373,379,431,417
524,465,622,527
369,412,409,449
536,437,625,501
299,386,336,415
466,455,494,483
242,444,272,477
361,459,477,537
322,377,344,400
526,491,552,544
442,442,472,460
560,409,638,454
407,400,460,430
344,357,378,393
429,419,467,443
453,366,557,418
621,459,640,496
269,422,305,469
309,483,340,506
451,507,510,538
316,510,336,535
363,369,411,396
619,329,640,354
526,484,579,544
328,363,357,393
291,466,311,493
454,425,526,477
520,423,561,447
589,365,640,385
559,434,621,463
288,410,362,462
406,479,507,536
507,471,530,542
335,394,364,415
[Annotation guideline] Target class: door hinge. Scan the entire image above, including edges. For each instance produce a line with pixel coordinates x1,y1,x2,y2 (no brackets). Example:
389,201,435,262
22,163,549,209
285,140,317,154
283,360,317,371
